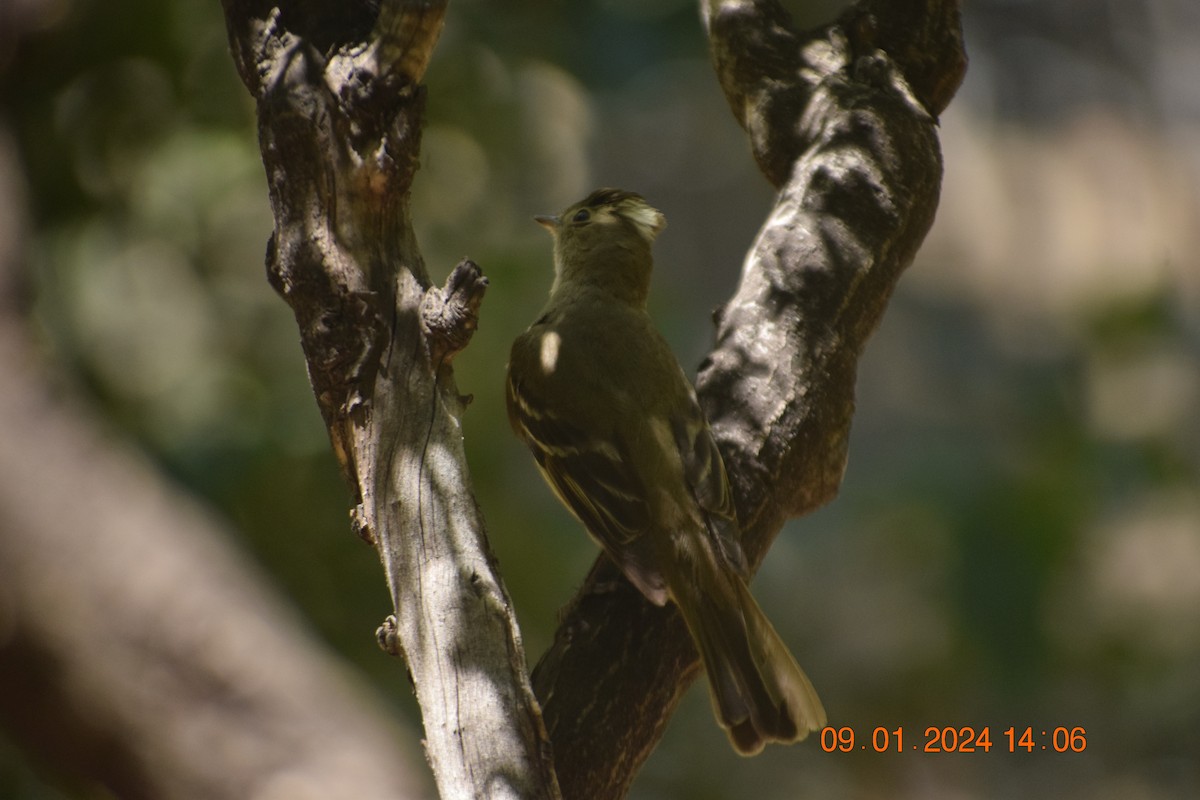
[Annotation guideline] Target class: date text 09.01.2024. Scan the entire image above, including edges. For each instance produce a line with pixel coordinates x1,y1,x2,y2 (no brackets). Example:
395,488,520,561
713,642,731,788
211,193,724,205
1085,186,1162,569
820,726,1087,754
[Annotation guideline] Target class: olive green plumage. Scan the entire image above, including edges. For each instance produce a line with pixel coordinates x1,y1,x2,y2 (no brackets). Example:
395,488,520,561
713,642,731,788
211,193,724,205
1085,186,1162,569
507,188,826,755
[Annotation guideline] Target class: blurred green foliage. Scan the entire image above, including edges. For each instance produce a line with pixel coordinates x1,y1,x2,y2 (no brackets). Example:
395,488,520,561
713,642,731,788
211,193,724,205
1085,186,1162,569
3,0,1199,797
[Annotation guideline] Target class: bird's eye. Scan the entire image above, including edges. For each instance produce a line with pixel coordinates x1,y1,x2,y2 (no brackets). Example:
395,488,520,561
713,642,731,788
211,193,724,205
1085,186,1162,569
571,209,590,223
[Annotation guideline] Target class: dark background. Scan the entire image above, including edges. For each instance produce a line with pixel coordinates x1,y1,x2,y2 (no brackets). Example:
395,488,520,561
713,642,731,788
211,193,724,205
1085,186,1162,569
2,0,1198,796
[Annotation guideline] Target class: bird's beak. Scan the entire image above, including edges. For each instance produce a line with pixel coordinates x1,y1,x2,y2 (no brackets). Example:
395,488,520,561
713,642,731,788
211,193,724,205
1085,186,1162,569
533,214,559,232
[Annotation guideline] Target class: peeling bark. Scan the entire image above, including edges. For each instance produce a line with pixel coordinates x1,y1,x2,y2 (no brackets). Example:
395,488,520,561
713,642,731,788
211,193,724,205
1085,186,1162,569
220,2,561,797
219,0,965,797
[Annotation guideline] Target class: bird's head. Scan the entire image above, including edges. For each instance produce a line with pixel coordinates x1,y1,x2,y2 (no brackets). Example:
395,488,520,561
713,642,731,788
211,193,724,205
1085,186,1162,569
535,188,666,244
536,188,666,306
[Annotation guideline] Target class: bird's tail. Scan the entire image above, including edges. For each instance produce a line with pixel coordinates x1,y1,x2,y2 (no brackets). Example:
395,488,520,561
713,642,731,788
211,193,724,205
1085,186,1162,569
674,566,826,755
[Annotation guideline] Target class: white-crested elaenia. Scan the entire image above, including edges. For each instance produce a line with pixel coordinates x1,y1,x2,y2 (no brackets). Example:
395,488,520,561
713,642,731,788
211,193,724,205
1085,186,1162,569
506,188,826,755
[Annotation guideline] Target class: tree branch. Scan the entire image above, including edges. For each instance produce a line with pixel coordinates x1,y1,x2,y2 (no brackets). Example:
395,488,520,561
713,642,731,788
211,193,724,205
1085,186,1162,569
0,124,427,800
221,2,560,797
531,2,966,797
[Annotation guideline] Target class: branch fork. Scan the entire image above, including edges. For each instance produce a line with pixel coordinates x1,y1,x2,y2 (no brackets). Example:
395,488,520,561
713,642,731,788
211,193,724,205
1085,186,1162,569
221,0,965,797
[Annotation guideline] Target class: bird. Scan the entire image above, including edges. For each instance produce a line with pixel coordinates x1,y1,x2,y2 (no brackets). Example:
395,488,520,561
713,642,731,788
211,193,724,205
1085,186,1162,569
505,188,826,755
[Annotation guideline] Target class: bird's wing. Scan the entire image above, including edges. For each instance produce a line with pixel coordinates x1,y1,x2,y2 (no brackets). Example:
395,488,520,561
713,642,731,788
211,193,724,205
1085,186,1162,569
507,369,667,602
671,387,749,578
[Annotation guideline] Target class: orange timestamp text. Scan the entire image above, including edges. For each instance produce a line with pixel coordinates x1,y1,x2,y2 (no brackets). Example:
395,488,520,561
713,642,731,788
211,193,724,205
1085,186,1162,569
820,725,1087,754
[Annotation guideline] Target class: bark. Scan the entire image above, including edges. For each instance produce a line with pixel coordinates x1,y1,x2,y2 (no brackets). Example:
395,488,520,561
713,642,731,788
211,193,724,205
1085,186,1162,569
218,0,964,797
0,130,427,797
4,0,964,795
220,2,560,798
530,2,967,798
